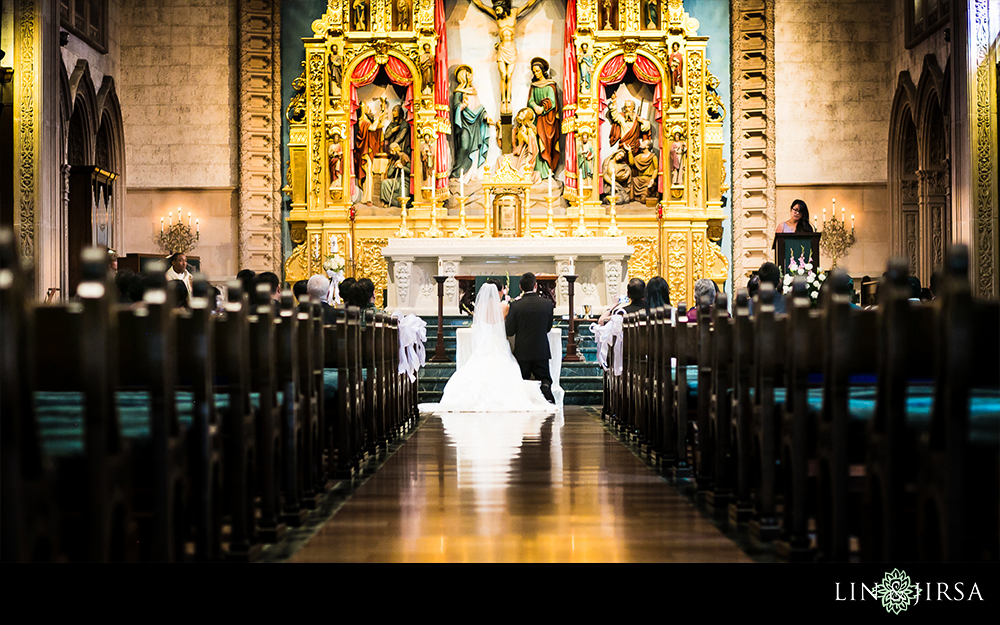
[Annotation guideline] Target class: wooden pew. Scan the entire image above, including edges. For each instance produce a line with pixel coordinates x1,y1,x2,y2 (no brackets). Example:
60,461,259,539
174,276,226,561
647,306,666,461
297,298,326,504
1,230,61,562
672,303,697,479
862,258,935,562
917,246,1000,561
362,309,382,456
31,249,136,561
275,290,308,525
248,284,291,532
706,293,734,510
214,283,271,557
813,270,878,562
694,296,714,493
728,290,755,528
749,283,786,543
656,306,677,470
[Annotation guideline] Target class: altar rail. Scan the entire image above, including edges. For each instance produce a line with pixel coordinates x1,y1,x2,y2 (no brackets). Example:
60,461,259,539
604,245,1000,562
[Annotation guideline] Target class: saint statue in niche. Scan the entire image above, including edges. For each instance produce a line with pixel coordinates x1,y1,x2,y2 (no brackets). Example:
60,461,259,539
352,0,367,31
669,42,684,94
512,107,540,183
578,42,593,93
606,92,651,155
380,142,411,208
670,131,687,186
419,43,434,95
328,133,343,188
645,0,659,29
577,130,594,187
602,149,631,204
527,58,560,178
383,105,410,156
397,0,410,30
450,65,493,183
354,98,388,204
328,44,343,102
419,130,436,188
627,139,658,203
470,0,543,116
601,0,614,30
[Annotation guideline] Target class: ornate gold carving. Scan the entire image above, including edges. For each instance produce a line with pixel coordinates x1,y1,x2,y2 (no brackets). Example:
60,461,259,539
284,224,310,283
309,51,325,206
667,232,687,308
704,241,729,282
686,50,703,205
626,236,658,283
692,232,704,281
973,0,996,297
286,68,307,122
357,237,390,307
17,0,38,263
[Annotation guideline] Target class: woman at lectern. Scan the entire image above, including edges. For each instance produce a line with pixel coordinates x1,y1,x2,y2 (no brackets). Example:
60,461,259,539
776,199,814,234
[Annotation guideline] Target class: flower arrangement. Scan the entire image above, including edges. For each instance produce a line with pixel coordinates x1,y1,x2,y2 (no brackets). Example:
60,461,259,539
323,253,346,274
783,251,826,305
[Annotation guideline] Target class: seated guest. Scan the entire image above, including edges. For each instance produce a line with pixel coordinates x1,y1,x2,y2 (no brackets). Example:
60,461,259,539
907,276,922,301
687,278,718,322
645,276,671,310
599,278,646,325
746,273,761,315
236,269,256,298
293,280,309,304
115,268,135,304
349,278,378,310
307,274,335,324
168,280,190,310
128,274,147,306
757,262,786,314
338,277,356,306
166,252,193,298
254,271,281,302
207,284,224,314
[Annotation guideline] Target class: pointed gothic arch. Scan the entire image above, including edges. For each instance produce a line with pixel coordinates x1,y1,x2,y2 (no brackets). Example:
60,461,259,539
888,72,920,278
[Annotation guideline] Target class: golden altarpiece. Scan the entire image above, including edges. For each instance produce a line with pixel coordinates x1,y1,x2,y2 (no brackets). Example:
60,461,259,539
283,0,728,308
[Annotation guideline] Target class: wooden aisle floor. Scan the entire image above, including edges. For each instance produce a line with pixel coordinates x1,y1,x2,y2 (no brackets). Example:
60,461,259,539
288,407,754,563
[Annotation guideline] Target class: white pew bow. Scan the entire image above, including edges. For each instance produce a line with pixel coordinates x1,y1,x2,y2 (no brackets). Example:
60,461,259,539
395,313,427,382
590,314,623,376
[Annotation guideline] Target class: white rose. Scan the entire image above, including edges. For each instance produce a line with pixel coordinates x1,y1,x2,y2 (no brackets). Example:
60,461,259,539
805,263,813,270
811,291,818,298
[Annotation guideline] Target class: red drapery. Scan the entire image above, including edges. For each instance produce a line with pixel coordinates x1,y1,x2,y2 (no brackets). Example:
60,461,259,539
349,56,415,195
434,0,449,191
597,52,664,193
562,0,578,194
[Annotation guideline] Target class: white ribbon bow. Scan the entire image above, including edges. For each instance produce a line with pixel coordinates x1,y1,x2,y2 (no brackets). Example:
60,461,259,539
395,313,427,382
590,314,624,376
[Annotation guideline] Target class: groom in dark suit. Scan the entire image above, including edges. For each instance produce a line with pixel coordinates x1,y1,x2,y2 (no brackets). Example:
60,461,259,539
505,272,556,404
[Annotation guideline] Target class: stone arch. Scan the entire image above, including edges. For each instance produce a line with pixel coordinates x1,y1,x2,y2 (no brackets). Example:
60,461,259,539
96,77,127,252
913,55,950,282
888,72,920,277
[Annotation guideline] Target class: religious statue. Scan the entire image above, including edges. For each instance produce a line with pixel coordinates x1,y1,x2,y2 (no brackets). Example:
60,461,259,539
606,93,652,154
380,142,411,208
578,43,594,93
354,98,388,204
669,42,684,94
328,133,343,188
328,44,343,103
577,130,594,188
451,65,492,183
397,0,410,30
470,0,543,116
627,139,659,203
512,107,540,183
419,130,436,188
352,0,367,31
527,58,560,178
419,43,434,95
645,0,659,29
670,131,687,186
602,150,631,204
383,105,410,156
601,0,614,30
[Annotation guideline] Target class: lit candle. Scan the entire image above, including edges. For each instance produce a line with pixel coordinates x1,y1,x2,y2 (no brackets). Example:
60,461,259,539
196,219,200,234
851,214,854,231
400,167,405,200
188,212,192,227
169,212,173,226
431,176,436,202
178,208,182,224
823,207,826,222
460,169,464,198
160,217,164,233
841,206,845,223
548,174,553,199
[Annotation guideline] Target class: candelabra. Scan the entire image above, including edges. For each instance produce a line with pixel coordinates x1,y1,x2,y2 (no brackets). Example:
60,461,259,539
539,195,560,237
482,200,493,238
157,208,200,254
523,203,533,237
571,195,592,237
819,212,856,268
604,196,623,237
395,197,413,238
425,196,444,238
451,196,471,237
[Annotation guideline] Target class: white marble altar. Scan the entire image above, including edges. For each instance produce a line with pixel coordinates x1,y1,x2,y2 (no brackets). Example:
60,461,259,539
382,237,634,316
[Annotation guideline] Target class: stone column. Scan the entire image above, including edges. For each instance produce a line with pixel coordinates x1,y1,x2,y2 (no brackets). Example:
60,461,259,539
603,255,624,307
437,256,460,313
554,255,576,316
392,257,414,311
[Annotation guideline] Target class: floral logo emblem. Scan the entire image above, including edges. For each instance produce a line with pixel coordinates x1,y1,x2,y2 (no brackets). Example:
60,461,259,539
876,569,919,614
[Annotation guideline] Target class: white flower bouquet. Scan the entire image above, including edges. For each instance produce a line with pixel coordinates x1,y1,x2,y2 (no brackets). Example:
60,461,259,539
323,253,346,274
782,251,826,306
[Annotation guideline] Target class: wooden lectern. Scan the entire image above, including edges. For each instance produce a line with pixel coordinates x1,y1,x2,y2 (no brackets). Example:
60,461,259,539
773,232,822,273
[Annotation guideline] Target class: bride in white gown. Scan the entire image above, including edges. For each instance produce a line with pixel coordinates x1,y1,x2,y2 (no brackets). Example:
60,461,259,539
419,282,557,413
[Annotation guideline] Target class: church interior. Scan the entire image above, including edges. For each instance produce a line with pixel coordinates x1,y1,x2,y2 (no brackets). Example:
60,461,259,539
1,0,998,564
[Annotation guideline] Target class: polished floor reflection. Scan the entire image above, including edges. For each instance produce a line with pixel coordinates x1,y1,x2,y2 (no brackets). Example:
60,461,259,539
289,407,753,563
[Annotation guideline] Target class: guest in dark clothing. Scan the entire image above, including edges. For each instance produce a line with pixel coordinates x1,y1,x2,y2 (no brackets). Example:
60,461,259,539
236,269,256,298
127,274,147,305
599,277,646,325
293,280,309,304
645,276,671,311
307,274,336,324
907,276,922,301
115,268,135,304
338,277,356,305
168,280,189,309
686,278,718,322
349,278,377,309
746,273,761,315
255,271,281,302
757,262,786,314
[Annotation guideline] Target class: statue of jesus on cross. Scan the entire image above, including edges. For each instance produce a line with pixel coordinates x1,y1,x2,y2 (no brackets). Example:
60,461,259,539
470,0,543,116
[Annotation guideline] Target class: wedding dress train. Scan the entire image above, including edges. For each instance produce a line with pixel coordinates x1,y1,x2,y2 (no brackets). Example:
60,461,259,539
419,283,557,414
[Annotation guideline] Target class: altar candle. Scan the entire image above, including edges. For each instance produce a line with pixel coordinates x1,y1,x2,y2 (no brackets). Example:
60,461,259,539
196,219,200,234
611,168,616,200
169,212,173,226
178,208,182,224
160,217,164,233
841,206,845,222
851,214,855,231
400,168,405,199
548,174,553,198
188,212,192,227
460,169,464,198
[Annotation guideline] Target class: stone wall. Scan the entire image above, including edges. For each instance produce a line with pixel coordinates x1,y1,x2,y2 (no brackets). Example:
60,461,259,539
118,0,239,278
60,0,122,88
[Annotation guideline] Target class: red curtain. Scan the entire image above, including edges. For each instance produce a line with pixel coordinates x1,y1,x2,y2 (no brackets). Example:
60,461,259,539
434,0,449,191
562,0,578,194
